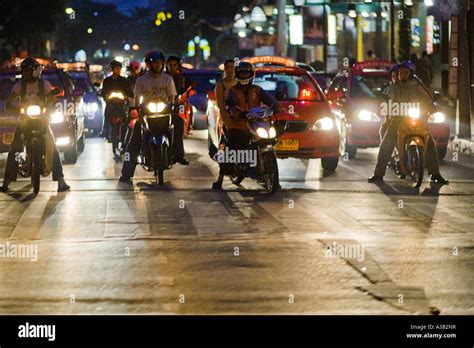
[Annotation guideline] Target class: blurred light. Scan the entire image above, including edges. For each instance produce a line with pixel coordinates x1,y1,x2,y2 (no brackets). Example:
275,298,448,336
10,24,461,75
364,0,373,3
273,8,278,15
194,36,201,44
102,40,107,45
132,44,140,51
348,10,357,18
234,14,246,29
328,14,337,45
115,56,124,63
238,31,247,38
361,12,369,17
381,12,388,18
294,0,305,6
289,15,303,45
94,11,98,16
424,0,433,5
87,27,93,34
255,26,263,32
242,6,250,12
124,44,131,51
65,7,74,15
251,6,266,22
75,49,87,62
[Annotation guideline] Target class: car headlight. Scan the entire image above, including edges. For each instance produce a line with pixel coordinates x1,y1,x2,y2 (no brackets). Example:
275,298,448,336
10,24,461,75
147,102,166,113
50,111,64,124
312,117,334,131
256,127,269,138
26,105,41,116
408,108,420,119
428,111,445,123
358,109,379,122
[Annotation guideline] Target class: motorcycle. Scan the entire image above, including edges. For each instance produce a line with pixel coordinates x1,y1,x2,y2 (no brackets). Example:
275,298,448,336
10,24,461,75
176,82,197,137
139,100,174,185
106,91,127,158
218,106,287,193
388,107,430,188
16,104,55,194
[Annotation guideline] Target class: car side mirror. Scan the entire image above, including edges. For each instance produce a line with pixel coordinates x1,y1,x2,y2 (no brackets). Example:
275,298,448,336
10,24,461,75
207,90,216,101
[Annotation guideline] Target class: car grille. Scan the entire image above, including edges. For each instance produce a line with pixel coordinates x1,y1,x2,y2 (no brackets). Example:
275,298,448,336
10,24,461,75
285,121,308,133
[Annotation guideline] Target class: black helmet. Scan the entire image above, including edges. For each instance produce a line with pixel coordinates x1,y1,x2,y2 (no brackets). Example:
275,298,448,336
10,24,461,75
21,57,40,70
21,57,42,80
110,60,122,70
235,61,255,85
145,51,165,65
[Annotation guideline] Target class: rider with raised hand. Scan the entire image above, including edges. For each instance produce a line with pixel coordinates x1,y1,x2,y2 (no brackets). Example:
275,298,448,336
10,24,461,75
1,57,70,192
211,61,282,190
119,51,177,183
368,61,448,185
100,60,133,139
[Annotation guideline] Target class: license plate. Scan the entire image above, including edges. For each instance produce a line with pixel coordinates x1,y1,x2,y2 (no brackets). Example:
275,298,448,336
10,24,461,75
2,132,13,145
275,139,299,151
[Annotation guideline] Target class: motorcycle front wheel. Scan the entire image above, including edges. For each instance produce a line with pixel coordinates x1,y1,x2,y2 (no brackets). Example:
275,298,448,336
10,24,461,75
261,151,280,193
151,143,166,185
407,145,424,188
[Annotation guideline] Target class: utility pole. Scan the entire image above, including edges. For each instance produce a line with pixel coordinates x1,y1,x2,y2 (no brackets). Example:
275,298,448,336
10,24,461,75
457,0,472,139
276,0,287,57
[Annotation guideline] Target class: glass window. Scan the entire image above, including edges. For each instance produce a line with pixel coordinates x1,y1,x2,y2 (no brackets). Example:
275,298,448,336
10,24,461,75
254,72,323,101
350,74,390,98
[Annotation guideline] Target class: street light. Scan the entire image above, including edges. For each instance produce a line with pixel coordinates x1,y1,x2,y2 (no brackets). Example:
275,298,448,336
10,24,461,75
87,27,93,34
132,44,140,51
65,7,74,15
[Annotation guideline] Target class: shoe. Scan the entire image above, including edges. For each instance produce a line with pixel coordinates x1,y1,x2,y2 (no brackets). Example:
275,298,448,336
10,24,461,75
58,183,71,192
368,174,384,183
430,174,449,185
118,176,132,183
177,158,189,165
1,180,10,192
212,181,222,190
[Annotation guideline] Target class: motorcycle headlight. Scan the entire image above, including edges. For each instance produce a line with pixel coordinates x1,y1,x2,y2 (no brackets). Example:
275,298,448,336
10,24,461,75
109,92,124,100
408,108,420,119
428,111,445,123
358,109,379,122
147,102,166,113
50,111,64,124
312,117,334,131
269,126,277,138
26,105,41,117
256,127,269,138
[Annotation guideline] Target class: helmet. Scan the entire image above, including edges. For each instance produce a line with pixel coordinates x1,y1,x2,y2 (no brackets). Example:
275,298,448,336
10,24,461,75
389,64,400,74
21,57,42,79
399,60,416,73
128,61,141,72
110,60,122,70
144,51,165,65
235,61,255,85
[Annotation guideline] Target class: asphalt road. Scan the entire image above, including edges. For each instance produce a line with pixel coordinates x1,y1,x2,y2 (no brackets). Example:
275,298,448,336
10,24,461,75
0,131,473,314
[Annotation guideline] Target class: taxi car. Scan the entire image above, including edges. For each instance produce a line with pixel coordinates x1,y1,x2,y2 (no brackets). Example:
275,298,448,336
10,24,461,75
327,61,394,159
0,58,85,163
327,60,450,160
207,56,340,171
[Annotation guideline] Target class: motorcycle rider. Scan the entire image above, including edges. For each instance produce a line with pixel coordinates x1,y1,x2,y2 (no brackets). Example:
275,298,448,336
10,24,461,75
212,61,282,190
368,61,448,185
165,55,189,165
119,51,178,183
126,61,143,91
100,60,133,139
1,57,70,192
380,64,400,141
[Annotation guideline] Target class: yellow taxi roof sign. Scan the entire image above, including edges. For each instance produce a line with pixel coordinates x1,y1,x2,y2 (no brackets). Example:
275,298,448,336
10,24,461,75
241,56,296,67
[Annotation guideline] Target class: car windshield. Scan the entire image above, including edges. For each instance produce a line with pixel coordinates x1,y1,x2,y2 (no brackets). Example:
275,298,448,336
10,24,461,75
350,74,389,98
71,77,94,93
0,73,19,101
185,73,221,93
254,72,323,101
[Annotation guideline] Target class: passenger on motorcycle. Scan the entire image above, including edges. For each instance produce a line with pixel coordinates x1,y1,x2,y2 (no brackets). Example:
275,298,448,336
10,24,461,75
119,51,178,183
165,55,189,165
100,60,133,139
1,57,70,192
211,61,282,190
368,60,448,185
